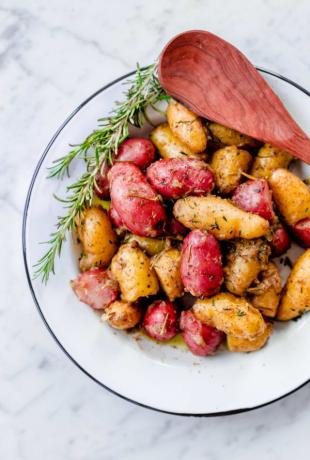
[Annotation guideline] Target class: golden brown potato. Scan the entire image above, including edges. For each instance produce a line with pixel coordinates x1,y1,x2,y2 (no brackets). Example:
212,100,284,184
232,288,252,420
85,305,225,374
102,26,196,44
224,239,270,296
269,168,310,225
193,293,266,340
103,300,141,330
211,146,252,194
166,101,207,154
251,143,293,179
173,196,269,240
150,123,205,160
111,243,159,302
76,207,117,270
125,234,167,256
277,249,310,321
248,262,281,318
152,248,183,301
208,122,258,148
227,322,273,352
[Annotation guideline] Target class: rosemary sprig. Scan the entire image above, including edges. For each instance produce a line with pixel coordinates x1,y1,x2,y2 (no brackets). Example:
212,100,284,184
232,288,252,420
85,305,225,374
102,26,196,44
34,63,169,283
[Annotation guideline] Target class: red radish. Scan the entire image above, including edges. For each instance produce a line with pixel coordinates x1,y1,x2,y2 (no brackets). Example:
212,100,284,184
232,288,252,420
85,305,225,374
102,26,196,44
71,268,118,310
116,138,155,169
181,230,223,297
180,310,224,356
270,224,291,256
169,217,187,236
146,157,214,199
108,162,167,237
291,218,310,248
94,162,110,199
143,300,178,341
232,179,275,222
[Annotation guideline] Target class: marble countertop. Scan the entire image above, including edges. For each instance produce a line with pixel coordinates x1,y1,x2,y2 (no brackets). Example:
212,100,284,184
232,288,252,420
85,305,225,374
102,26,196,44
1,0,310,458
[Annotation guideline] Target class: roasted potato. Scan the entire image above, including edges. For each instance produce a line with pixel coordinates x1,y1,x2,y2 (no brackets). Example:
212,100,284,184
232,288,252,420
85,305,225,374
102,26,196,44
111,243,159,302
173,196,269,240
103,300,141,330
76,207,117,270
193,293,266,340
143,300,178,341
227,322,273,352
224,239,270,296
181,229,223,297
269,223,291,256
152,248,183,301
125,234,166,256
116,137,155,168
211,146,252,194
291,218,310,248
146,158,214,199
180,310,224,356
166,101,207,154
108,162,167,237
269,168,310,225
71,268,119,310
208,122,258,148
150,123,204,160
251,143,293,179
248,262,281,318
277,249,310,320
232,179,275,222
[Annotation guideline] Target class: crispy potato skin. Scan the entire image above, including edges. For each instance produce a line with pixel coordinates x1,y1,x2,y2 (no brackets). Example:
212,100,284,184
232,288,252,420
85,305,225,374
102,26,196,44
208,122,258,147
193,293,266,340
166,101,207,154
211,146,252,194
277,249,310,321
103,300,141,330
269,168,310,225
125,234,166,256
251,143,293,179
248,262,282,318
224,239,270,296
111,243,159,302
173,196,269,240
76,207,117,270
152,248,183,301
227,323,273,352
150,123,204,160
291,218,310,248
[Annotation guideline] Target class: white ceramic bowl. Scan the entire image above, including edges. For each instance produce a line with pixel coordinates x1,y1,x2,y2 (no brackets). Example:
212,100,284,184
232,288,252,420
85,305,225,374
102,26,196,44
23,68,310,415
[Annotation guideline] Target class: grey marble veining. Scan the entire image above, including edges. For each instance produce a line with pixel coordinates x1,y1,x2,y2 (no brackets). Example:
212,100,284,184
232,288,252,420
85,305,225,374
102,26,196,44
1,0,310,458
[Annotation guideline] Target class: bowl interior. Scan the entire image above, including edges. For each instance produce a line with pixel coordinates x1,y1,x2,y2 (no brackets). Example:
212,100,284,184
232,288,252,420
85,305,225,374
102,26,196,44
24,70,310,415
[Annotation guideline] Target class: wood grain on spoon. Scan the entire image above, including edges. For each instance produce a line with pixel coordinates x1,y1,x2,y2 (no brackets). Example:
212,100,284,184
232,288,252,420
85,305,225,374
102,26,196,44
159,30,310,164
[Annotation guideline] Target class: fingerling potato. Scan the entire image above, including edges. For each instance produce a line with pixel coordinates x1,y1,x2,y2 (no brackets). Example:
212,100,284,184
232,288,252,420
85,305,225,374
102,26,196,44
269,168,310,225
291,218,310,248
193,293,266,340
103,300,141,330
251,143,293,179
76,207,117,269
248,262,281,318
208,122,258,148
150,123,204,160
152,248,183,301
224,239,270,296
232,179,275,221
173,196,269,240
227,322,273,352
125,234,167,256
167,101,207,154
277,249,310,320
111,243,159,302
211,146,252,194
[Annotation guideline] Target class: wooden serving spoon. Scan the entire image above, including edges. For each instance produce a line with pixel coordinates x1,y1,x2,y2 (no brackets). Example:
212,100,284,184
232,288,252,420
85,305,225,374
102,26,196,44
158,30,310,164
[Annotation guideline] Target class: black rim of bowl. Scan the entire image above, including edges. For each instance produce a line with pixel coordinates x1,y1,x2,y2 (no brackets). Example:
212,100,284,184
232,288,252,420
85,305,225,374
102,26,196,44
22,67,310,417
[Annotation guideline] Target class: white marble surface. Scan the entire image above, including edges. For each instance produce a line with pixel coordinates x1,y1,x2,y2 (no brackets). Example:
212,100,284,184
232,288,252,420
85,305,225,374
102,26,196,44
1,0,310,458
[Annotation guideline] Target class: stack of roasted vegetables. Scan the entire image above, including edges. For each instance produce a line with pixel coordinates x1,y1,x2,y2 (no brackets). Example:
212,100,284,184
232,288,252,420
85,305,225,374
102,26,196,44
71,100,310,356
